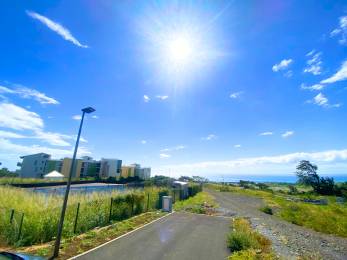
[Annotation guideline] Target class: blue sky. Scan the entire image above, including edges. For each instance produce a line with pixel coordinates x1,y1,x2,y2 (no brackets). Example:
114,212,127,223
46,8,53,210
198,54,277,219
0,0,347,178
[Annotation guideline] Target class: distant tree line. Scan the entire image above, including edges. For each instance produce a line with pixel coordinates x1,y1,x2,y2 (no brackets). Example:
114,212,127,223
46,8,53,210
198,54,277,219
0,167,18,178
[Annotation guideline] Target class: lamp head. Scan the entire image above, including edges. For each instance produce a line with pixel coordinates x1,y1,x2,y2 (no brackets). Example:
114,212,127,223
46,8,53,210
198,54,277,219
82,107,96,114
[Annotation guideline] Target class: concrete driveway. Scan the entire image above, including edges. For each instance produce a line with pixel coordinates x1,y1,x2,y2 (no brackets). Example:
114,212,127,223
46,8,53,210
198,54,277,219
74,212,231,260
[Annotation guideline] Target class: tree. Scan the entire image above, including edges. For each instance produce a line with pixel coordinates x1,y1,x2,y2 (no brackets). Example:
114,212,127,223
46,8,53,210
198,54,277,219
296,160,335,195
296,160,319,186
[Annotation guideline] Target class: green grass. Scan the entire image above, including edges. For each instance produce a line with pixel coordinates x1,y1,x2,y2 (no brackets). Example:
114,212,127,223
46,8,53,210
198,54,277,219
227,218,274,260
173,191,218,214
207,183,347,237
0,186,168,246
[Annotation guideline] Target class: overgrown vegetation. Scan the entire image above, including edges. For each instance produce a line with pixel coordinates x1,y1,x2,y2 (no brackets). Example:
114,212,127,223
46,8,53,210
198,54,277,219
174,191,217,214
0,186,168,246
227,218,274,259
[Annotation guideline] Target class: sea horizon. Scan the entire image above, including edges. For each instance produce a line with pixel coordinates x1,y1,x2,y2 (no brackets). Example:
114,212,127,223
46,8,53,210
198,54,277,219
208,174,347,183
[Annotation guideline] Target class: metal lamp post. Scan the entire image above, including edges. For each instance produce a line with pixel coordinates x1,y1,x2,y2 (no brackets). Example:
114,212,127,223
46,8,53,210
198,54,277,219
52,107,95,259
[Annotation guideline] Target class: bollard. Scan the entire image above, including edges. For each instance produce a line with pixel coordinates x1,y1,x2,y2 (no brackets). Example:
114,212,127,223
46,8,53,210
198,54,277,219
73,202,80,234
108,198,113,222
17,213,24,241
9,209,14,224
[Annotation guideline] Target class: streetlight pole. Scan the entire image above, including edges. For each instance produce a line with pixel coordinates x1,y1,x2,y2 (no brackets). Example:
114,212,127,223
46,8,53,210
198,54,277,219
52,107,95,259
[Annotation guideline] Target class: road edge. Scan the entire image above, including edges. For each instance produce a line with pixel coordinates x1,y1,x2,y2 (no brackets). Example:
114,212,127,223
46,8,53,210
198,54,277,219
69,211,174,259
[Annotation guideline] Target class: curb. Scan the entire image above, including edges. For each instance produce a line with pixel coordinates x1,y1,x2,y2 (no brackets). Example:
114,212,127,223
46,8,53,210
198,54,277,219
69,211,174,259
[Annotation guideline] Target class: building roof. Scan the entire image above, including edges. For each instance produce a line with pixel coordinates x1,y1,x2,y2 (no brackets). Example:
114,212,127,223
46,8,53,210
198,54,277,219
44,170,64,178
20,153,50,159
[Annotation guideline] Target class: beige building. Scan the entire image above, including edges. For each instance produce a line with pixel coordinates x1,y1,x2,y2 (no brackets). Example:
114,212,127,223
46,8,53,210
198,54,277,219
121,165,135,179
61,158,83,178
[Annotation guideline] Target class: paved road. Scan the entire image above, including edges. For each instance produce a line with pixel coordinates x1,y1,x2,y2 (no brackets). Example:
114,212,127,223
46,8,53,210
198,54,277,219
208,189,347,260
75,212,231,260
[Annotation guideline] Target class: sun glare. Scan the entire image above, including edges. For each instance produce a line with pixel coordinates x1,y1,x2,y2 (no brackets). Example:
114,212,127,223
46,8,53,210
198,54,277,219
167,35,194,65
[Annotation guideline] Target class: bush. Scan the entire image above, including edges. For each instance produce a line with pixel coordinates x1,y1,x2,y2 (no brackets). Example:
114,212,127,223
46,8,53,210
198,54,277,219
227,231,258,252
260,206,273,215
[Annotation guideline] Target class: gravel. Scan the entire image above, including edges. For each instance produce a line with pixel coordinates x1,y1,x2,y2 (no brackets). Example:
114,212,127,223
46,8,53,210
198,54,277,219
207,189,347,260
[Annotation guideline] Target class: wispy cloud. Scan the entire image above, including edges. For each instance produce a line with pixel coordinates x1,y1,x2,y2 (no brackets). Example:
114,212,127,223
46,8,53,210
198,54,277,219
72,115,82,120
160,153,171,159
0,103,43,131
0,102,90,147
320,60,347,84
229,91,243,99
160,145,186,152
156,95,169,100
143,95,150,103
272,59,293,72
304,50,322,75
26,10,88,48
300,83,325,91
330,16,347,45
307,93,341,108
234,144,241,148
141,140,147,144
201,134,218,141
281,131,294,138
0,85,59,105
259,132,273,136
91,115,99,119
154,149,347,176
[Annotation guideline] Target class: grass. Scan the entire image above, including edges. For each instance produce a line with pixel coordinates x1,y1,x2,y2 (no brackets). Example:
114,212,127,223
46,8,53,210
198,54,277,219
15,211,167,259
208,183,347,237
227,218,274,260
0,185,169,246
173,191,218,214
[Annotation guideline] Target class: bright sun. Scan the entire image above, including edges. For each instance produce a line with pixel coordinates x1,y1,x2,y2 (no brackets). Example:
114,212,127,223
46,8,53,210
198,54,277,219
167,36,193,65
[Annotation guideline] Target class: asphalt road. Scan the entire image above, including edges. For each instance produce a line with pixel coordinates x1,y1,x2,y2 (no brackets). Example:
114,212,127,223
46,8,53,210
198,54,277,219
75,212,231,260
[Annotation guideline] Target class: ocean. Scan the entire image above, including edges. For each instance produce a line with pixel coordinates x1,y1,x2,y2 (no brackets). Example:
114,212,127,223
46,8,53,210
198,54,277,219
208,175,347,183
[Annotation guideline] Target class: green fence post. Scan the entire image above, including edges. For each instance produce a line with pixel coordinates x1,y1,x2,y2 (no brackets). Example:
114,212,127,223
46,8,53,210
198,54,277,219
146,193,150,212
9,209,14,224
109,198,113,222
73,202,80,234
17,213,24,241
131,195,134,216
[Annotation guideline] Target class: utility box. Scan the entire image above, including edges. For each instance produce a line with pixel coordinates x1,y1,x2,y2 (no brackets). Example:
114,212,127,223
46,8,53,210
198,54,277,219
162,196,172,212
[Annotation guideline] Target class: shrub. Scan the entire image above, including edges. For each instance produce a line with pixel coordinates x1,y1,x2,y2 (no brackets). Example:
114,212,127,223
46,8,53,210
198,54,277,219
227,231,258,252
260,206,273,215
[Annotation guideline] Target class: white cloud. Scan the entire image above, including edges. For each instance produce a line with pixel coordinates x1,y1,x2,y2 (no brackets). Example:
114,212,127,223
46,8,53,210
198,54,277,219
91,115,98,119
308,93,341,108
259,132,273,136
281,131,294,138
234,144,241,148
26,10,88,48
143,95,150,102
201,134,218,141
304,50,322,75
141,140,147,144
0,130,26,139
320,60,347,84
300,83,325,91
272,59,293,72
160,145,186,152
72,115,82,120
160,153,171,159
229,91,243,99
33,131,71,147
154,149,347,177
0,138,90,160
0,103,43,131
156,95,169,100
0,85,59,105
330,16,347,45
